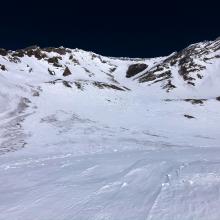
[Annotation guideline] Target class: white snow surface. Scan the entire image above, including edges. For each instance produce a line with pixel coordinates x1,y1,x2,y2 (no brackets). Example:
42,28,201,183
0,41,220,219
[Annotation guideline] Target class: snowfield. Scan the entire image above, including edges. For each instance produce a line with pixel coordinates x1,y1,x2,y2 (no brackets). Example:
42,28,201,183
0,39,220,219
2,149,220,220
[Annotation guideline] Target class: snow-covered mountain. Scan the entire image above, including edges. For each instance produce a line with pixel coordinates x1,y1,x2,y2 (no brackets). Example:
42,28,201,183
0,38,220,220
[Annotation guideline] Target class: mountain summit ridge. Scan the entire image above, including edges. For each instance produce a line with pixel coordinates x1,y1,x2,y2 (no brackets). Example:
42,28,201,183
0,37,220,97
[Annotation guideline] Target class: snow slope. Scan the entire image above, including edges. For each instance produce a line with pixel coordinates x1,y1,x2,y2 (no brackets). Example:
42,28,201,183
0,38,220,219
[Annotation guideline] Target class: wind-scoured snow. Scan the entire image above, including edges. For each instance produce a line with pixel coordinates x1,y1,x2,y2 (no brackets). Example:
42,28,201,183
0,38,220,219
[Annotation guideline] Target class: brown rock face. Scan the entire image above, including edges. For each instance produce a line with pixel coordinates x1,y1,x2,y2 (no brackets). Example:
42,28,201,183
43,47,71,55
0,48,8,56
126,63,148,78
47,57,62,67
63,67,72,76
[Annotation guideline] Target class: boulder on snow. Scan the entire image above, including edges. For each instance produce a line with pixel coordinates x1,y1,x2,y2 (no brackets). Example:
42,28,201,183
216,96,220,101
126,63,148,78
0,64,6,71
63,81,72,88
63,67,72,76
184,114,195,119
184,99,206,105
48,68,55,76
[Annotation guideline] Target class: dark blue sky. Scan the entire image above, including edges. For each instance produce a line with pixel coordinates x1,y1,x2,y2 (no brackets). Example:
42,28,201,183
0,1,220,58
